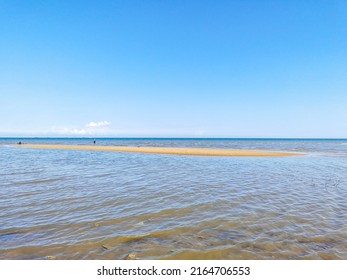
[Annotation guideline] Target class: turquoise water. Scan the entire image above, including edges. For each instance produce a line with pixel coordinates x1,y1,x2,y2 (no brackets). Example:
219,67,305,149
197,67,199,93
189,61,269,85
1,138,346,259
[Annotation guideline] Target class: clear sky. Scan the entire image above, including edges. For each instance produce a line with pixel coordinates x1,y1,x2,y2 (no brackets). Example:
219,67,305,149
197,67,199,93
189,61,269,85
1,0,347,137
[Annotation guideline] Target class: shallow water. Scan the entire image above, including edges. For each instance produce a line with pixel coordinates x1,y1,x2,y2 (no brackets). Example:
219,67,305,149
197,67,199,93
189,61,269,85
1,138,346,259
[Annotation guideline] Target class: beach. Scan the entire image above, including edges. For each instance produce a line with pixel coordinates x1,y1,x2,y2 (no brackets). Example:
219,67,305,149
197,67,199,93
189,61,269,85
17,144,300,156
1,138,347,260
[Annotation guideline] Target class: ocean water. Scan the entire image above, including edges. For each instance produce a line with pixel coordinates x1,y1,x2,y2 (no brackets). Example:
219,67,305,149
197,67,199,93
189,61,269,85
0,138,346,260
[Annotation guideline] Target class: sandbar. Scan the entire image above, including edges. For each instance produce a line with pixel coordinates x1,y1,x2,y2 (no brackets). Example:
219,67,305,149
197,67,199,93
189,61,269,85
17,144,301,157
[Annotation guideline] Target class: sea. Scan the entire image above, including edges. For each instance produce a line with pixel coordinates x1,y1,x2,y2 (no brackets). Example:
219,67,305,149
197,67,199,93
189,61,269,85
0,138,346,259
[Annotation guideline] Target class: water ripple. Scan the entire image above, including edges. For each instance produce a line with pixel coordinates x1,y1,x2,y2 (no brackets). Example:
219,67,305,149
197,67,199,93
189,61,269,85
1,139,347,259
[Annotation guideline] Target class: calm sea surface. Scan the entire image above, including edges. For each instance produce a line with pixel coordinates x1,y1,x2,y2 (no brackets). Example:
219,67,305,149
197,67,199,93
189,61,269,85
1,138,347,259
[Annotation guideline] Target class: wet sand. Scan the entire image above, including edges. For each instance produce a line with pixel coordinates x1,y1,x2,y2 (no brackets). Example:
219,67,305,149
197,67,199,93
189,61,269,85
17,144,300,156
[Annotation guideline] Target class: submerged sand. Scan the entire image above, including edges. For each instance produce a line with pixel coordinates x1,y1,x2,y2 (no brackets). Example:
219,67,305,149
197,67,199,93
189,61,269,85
17,144,301,156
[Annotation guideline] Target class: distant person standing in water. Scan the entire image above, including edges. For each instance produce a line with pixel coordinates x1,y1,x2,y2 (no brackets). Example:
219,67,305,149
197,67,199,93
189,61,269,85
93,140,96,144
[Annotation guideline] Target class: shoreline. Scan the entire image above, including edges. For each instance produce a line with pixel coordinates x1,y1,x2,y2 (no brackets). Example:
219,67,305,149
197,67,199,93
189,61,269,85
16,144,302,157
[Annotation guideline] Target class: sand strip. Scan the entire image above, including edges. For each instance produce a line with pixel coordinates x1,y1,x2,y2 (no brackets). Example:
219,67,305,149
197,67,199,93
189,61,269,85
17,144,301,157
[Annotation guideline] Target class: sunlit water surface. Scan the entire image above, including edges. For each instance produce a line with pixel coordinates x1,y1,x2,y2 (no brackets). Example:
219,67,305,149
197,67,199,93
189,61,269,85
1,138,346,259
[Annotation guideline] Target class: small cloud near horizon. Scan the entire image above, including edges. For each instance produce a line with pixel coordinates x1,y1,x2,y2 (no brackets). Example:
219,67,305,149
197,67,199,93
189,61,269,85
85,121,111,128
51,121,112,135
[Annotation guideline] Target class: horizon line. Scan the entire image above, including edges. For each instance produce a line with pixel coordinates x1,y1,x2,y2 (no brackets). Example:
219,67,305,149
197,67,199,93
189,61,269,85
1,136,347,140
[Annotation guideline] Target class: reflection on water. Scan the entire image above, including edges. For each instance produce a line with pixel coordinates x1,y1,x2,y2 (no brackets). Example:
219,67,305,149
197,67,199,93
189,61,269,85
0,139,347,259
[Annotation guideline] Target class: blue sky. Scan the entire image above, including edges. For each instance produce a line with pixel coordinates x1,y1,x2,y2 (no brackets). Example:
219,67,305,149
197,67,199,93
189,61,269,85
1,0,347,137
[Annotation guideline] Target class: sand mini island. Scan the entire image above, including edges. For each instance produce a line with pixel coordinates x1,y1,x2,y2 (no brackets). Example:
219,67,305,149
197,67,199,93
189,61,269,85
17,144,301,157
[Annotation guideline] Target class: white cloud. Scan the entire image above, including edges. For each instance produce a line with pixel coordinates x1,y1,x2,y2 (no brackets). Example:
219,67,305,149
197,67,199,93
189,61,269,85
51,121,112,135
85,121,111,128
